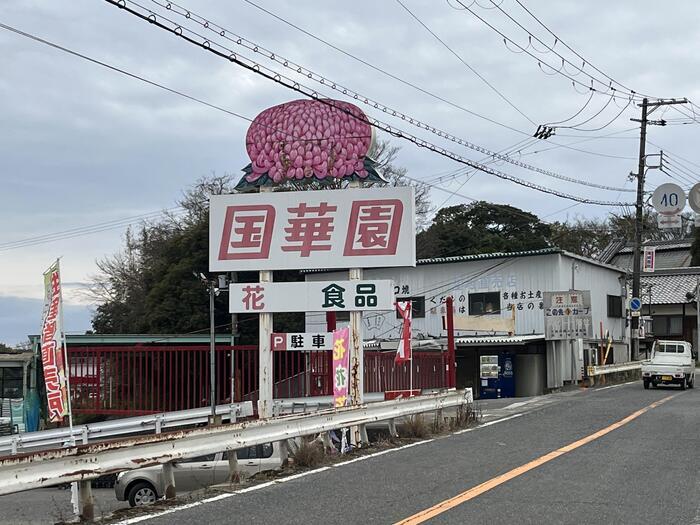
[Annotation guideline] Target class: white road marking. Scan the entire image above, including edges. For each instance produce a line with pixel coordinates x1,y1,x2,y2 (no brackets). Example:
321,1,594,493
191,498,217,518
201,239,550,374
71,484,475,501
111,414,527,524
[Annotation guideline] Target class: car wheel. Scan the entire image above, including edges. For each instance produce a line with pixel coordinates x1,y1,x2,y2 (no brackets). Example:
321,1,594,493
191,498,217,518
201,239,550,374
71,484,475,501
643,380,650,390
689,377,694,389
128,481,158,507
651,381,657,388
679,378,686,391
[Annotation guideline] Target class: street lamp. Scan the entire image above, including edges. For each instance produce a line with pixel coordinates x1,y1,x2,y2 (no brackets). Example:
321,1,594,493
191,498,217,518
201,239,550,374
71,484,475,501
195,272,228,422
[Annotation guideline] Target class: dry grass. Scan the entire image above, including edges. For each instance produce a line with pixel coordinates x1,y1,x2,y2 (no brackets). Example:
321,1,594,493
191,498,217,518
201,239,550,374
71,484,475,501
291,439,325,468
448,404,482,431
397,415,431,439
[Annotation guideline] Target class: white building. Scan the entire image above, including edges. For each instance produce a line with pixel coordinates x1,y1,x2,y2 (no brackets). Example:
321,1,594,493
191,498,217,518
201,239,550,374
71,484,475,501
305,248,627,397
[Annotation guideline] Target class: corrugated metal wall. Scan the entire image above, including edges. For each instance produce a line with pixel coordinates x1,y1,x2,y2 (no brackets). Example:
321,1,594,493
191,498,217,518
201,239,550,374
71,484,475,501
306,253,626,344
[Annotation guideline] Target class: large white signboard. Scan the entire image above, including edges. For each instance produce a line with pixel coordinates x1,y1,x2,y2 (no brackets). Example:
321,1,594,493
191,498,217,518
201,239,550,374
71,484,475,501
229,280,394,313
543,290,593,340
210,187,416,271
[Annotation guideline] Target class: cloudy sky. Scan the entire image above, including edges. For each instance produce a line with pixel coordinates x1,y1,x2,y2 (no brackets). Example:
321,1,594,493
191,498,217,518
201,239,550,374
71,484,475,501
1,0,699,345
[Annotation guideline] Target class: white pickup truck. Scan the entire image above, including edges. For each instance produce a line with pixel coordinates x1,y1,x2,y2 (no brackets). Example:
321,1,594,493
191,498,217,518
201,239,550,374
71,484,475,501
642,340,696,390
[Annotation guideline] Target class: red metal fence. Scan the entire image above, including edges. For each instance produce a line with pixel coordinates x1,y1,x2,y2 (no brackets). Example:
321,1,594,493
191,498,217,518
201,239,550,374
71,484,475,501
67,346,446,415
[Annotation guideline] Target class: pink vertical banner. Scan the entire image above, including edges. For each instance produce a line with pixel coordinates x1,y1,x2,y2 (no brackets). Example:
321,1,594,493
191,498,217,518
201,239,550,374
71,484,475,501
332,327,350,408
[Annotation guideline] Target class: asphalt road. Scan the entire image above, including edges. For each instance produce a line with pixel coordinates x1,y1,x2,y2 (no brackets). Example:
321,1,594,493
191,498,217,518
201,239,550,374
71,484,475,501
132,378,700,525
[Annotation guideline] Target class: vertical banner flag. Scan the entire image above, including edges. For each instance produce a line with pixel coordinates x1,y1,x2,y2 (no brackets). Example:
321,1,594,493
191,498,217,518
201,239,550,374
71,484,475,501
642,246,656,273
395,301,412,364
332,327,350,408
41,261,69,422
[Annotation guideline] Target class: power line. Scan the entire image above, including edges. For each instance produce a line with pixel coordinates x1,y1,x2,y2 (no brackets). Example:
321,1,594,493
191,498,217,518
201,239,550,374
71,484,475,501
101,2,633,205
0,207,186,252
510,0,646,98
394,0,536,125
454,0,638,100
144,0,634,191
236,0,638,160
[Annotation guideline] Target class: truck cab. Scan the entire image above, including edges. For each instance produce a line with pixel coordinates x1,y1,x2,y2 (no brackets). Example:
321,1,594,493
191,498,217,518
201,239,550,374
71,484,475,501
641,340,696,390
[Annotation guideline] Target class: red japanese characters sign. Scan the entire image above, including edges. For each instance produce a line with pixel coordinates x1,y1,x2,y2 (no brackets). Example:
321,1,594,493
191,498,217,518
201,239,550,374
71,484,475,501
209,187,415,271
40,261,70,423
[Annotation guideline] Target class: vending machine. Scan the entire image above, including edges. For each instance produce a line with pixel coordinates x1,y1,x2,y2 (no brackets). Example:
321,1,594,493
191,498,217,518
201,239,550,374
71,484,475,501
479,353,516,399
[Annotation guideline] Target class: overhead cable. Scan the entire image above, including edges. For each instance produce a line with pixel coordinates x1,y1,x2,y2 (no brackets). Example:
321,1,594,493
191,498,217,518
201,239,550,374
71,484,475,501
131,0,635,193
394,0,536,125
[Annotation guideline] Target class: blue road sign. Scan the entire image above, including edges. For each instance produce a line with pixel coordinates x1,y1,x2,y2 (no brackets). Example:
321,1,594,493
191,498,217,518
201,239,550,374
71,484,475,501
629,297,642,312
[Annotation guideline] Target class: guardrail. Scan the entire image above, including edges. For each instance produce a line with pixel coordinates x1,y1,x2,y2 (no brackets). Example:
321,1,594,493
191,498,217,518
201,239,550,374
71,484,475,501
587,361,642,377
0,389,471,495
0,402,254,455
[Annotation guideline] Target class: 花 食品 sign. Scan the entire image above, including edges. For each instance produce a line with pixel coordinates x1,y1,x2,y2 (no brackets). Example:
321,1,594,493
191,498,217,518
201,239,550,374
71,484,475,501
209,187,415,271
228,280,394,313
543,290,593,340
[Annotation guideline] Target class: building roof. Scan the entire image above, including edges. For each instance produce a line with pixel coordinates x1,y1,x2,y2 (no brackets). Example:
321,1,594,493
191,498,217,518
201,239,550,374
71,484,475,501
639,268,700,305
600,238,692,270
455,334,545,346
304,247,624,274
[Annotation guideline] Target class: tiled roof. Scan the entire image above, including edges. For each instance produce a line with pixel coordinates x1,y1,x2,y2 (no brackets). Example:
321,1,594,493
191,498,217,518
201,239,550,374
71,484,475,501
416,248,561,265
616,239,692,253
639,270,700,304
611,250,692,271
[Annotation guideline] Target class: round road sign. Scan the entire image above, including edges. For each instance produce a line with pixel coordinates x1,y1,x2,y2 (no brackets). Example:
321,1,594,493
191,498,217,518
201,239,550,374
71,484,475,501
629,297,642,312
689,183,700,213
652,183,686,215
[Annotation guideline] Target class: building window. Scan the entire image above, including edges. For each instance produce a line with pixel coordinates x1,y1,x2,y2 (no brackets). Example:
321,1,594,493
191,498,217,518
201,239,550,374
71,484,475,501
469,292,500,315
607,295,623,318
0,367,22,399
652,316,683,336
336,311,350,322
395,296,426,319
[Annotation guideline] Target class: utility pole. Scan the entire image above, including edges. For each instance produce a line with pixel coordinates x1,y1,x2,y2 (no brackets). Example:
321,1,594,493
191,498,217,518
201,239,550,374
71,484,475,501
630,97,687,361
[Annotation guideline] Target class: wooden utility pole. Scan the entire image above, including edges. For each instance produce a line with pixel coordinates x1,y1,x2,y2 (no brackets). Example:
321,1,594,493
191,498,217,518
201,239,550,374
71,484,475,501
630,98,687,360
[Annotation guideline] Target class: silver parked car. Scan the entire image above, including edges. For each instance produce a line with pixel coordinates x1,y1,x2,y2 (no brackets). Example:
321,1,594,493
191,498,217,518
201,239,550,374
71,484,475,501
115,443,282,507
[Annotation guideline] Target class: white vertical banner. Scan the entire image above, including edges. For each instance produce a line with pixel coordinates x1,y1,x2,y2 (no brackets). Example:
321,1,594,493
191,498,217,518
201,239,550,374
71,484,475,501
40,261,71,423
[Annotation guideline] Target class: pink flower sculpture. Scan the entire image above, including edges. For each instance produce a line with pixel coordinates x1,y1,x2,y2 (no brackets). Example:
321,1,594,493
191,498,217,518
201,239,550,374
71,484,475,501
238,99,380,188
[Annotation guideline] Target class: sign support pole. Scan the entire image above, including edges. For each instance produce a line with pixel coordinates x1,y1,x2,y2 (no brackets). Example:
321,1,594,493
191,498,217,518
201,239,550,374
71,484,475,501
258,186,274,419
445,296,456,389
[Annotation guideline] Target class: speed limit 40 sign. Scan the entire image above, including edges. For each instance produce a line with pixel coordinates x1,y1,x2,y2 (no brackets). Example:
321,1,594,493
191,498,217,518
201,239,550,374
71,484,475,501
652,183,685,228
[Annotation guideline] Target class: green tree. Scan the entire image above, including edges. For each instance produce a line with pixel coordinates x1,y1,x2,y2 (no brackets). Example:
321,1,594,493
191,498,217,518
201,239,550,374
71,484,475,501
416,202,551,259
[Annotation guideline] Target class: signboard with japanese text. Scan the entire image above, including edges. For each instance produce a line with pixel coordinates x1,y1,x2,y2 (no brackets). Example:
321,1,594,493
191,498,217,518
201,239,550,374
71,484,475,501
642,246,656,272
332,327,350,407
209,187,415,271
229,280,394,313
543,290,593,340
271,332,332,351
40,261,70,423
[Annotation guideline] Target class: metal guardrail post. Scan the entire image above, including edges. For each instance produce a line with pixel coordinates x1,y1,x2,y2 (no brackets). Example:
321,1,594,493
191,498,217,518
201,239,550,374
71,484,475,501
359,424,369,445
10,438,17,456
162,462,176,499
388,418,398,437
227,450,239,483
79,479,94,521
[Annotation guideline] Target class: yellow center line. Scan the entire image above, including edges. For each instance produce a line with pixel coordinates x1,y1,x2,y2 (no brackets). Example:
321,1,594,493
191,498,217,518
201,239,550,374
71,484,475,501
395,394,678,525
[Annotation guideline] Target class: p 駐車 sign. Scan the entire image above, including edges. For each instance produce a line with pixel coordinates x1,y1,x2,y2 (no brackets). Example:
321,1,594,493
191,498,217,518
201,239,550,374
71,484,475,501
209,187,415,271
271,332,333,351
